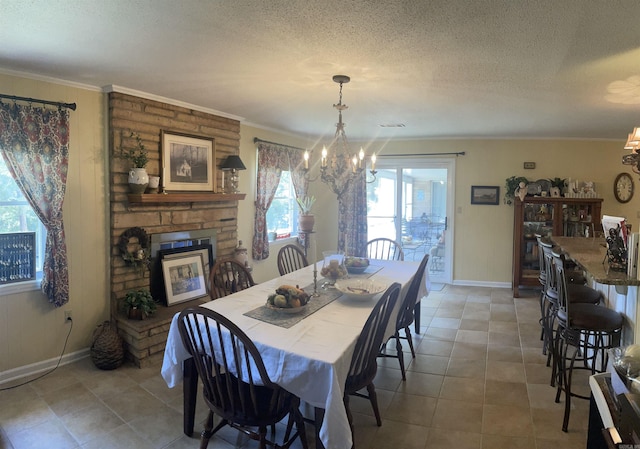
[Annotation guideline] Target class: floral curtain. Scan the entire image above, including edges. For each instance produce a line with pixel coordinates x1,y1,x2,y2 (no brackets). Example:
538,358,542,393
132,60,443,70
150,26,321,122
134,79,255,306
0,102,70,307
338,170,368,257
252,141,308,260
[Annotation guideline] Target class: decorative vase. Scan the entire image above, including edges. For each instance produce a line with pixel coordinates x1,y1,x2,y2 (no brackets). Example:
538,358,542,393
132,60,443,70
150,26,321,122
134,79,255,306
299,214,315,232
128,167,149,194
146,175,160,194
515,182,527,201
90,321,124,370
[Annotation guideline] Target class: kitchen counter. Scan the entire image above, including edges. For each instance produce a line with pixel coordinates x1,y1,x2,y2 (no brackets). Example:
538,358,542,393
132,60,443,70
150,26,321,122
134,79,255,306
551,236,640,344
551,236,640,286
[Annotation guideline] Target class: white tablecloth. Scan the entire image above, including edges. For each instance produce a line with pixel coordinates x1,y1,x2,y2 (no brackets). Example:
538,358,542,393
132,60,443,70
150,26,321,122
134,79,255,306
161,260,428,449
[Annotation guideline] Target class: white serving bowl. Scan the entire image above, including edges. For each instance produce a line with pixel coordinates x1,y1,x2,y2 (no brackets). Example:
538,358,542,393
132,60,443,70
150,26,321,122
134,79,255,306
335,278,387,301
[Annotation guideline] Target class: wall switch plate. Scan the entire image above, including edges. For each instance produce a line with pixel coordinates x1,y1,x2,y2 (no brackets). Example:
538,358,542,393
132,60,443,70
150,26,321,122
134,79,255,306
523,162,536,169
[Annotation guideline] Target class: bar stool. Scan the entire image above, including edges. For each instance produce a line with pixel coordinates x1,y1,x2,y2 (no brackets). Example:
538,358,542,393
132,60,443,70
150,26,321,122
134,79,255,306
551,249,623,432
537,238,600,361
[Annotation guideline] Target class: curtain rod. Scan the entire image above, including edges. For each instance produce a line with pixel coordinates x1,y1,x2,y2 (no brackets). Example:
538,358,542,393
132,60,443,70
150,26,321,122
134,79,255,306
252,139,465,158
378,151,465,157
253,137,305,152
0,93,77,111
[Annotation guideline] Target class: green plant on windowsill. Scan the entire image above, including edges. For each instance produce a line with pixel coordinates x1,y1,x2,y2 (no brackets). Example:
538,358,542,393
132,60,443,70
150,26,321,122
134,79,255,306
119,131,148,168
122,289,157,319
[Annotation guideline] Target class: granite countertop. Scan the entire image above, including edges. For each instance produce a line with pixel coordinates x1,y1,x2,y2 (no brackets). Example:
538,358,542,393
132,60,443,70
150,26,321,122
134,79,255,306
551,236,640,286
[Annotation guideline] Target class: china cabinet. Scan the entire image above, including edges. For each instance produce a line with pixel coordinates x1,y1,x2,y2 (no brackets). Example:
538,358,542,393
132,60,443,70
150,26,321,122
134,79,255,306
512,196,603,297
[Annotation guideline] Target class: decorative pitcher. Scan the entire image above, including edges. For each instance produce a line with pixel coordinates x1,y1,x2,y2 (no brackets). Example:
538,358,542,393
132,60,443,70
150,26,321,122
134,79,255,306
128,168,149,194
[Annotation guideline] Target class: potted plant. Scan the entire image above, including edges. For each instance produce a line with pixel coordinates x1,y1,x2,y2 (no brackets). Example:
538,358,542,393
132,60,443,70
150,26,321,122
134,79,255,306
296,195,316,232
122,289,157,320
504,176,528,205
119,131,149,194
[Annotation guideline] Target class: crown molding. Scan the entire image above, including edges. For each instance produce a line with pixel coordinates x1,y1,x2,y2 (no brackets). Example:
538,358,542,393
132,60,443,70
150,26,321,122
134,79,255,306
104,85,245,122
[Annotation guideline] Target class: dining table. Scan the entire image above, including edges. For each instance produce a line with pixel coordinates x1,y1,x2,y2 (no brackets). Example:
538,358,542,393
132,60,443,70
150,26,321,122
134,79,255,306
161,259,429,449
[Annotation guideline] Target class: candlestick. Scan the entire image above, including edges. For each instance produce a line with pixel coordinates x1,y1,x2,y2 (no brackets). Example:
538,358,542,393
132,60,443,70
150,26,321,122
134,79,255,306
313,267,319,296
313,240,317,272
312,239,319,296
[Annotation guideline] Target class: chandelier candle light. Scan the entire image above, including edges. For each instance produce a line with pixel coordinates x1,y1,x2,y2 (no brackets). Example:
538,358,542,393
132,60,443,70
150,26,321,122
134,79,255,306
303,75,377,198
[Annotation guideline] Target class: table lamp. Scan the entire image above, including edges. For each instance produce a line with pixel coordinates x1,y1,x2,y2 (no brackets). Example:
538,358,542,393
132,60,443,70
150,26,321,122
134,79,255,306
220,155,246,193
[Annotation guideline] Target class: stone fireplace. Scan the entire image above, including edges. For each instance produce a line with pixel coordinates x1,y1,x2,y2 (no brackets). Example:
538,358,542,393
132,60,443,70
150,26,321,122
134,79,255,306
108,91,242,366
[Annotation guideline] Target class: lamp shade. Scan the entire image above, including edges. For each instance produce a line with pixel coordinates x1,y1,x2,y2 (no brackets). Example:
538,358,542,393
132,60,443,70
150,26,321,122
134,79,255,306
221,155,246,170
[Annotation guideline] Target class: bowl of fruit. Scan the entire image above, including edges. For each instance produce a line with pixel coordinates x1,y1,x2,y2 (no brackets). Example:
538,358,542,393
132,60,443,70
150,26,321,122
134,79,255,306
344,256,370,274
266,284,310,314
335,278,387,301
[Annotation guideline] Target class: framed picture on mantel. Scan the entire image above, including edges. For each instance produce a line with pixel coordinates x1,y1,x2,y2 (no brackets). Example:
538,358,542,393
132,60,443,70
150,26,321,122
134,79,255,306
161,130,215,193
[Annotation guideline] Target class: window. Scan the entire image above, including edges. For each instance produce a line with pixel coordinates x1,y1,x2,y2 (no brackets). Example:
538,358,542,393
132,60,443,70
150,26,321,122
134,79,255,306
0,156,46,282
266,170,299,240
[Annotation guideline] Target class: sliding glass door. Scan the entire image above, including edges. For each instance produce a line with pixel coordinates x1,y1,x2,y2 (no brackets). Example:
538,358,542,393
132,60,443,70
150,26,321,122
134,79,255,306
367,158,454,284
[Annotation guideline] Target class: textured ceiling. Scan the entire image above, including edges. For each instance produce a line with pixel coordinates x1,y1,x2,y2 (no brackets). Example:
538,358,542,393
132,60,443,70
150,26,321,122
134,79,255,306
2,0,640,141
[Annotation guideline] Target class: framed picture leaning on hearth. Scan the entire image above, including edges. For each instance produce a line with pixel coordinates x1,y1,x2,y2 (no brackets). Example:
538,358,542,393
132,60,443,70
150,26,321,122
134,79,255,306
161,130,215,192
161,253,208,306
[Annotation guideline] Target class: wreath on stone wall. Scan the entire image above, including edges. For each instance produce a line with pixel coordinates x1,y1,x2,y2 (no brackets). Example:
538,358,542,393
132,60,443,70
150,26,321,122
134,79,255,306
118,227,150,271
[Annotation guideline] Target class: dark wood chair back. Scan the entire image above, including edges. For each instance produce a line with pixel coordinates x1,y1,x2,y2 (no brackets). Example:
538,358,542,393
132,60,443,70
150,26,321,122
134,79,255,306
396,254,429,330
177,307,307,447
209,259,256,300
277,244,308,275
366,238,404,261
346,282,400,389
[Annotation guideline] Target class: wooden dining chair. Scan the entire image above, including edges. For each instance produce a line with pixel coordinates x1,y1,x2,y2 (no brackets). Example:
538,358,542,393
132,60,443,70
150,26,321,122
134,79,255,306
366,238,404,261
209,259,255,300
177,307,308,449
343,282,400,446
379,254,429,380
277,244,308,275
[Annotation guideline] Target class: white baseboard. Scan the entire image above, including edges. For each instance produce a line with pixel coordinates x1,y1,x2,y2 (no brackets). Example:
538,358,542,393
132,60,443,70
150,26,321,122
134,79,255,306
451,280,512,289
0,348,90,387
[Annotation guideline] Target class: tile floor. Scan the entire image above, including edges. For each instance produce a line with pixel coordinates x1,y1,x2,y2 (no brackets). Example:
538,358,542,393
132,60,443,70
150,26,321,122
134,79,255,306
0,285,591,449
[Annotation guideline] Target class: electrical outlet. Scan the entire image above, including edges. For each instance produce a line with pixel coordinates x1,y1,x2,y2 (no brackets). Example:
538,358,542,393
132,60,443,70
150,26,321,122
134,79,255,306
64,310,72,323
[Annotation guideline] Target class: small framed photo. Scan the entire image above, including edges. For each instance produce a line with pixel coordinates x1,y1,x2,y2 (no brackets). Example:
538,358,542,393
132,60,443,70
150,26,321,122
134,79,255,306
471,185,500,205
161,253,208,306
161,130,215,192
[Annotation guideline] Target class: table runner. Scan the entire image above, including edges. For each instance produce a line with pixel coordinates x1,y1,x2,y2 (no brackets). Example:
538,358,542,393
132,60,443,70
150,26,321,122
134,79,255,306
243,264,384,328
243,284,342,328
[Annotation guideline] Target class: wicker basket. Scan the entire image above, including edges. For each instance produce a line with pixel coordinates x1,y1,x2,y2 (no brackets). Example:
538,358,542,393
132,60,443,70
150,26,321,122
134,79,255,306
91,321,124,370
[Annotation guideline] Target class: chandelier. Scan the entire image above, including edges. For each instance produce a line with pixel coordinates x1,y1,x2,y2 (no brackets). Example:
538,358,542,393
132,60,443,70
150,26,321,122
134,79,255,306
303,75,377,198
623,127,640,173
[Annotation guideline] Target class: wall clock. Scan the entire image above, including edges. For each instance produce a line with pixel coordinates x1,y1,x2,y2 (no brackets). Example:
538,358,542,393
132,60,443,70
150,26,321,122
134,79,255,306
614,172,634,203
